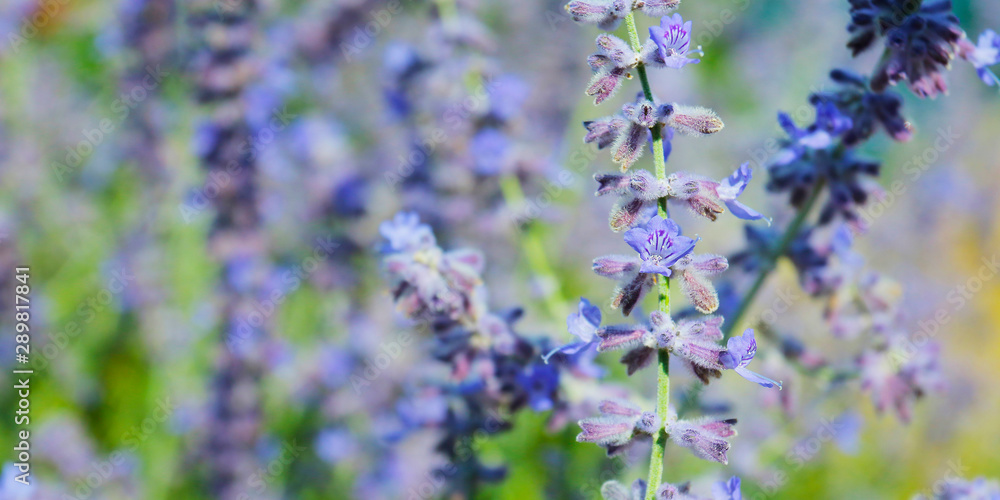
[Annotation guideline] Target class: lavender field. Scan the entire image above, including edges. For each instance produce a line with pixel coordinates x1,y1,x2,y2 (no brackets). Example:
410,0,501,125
1,0,1000,499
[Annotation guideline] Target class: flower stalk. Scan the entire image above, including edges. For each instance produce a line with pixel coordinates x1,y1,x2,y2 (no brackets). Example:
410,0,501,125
624,12,671,497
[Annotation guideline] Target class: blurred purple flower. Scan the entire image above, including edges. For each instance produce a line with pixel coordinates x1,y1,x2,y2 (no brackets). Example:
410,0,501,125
470,128,509,176
379,212,436,253
542,297,602,363
518,362,560,412
712,476,742,500
964,29,1000,86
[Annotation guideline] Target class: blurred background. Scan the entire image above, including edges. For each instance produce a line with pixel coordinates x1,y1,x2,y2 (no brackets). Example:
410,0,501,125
1,0,999,498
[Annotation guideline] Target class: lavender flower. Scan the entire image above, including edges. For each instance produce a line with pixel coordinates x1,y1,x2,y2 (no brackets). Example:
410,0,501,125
717,164,766,221
719,329,782,389
666,164,766,222
810,69,913,145
518,362,561,412
712,476,742,500
846,0,965,97
624,215,697,277
961,29,1000,86
645,14,700,69
470,128,510,176
666,415,738,464
601,476,743,500
379,211,436,253
542,298,602,363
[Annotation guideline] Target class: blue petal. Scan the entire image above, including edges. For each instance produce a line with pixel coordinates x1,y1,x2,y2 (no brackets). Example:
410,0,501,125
639,261,673,277
541,341,588,364
735,366,782,389
724,199,766,221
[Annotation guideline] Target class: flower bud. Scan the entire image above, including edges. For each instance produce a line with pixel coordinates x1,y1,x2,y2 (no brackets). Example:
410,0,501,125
664,104,725,135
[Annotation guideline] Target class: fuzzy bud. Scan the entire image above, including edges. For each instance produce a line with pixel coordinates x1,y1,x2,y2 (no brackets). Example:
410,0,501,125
598,399,642,417
676,316,724,342
596,33,637,67
621,346,656,375
609,197,652,232
597,324,652,352
587,67,627,105
612,123,648,171
623,100,658,128
664,104,724,136
595,173,631,196
611,272,654,316
565,0,629,30
634,0,680,17
666,417,737,464
593,254,641,279
678,268,720,314
584,116,628,149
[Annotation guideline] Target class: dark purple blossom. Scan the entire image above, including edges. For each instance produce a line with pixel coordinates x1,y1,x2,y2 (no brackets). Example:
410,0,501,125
810,69,912,145
517,362,560,412
720,329,782,389
846,0,965,97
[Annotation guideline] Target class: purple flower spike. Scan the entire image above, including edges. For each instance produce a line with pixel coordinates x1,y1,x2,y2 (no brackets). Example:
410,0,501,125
717,163,768,223
720,329,782,389
647,14,700,69
712,476,742,500
623,216,697,277
542,298,602,363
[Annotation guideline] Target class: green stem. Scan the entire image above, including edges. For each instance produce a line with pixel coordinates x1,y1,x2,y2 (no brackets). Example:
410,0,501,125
625,13,670,499
721,178,826,340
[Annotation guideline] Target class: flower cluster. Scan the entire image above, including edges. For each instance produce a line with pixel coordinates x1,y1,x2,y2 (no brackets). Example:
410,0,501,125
715,0,1000,427
560,1,780,496
600,475,744,500
379,212,590,491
